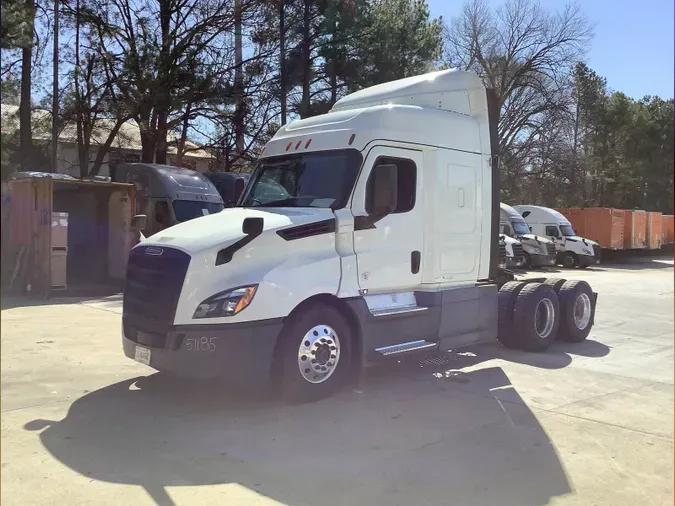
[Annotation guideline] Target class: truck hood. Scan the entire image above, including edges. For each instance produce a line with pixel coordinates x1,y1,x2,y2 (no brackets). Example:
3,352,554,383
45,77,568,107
565,236,598,246
517,233,553,245
139,207,335,255
499,235,521,246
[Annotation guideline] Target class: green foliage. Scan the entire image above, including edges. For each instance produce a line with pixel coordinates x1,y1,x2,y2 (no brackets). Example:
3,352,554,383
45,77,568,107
2,0,671,214
353,0,442,89
1,0,34,49
1,77,21,105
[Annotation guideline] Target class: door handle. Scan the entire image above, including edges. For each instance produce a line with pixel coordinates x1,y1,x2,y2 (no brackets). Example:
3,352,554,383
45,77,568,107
411,251,421,274
457,188,465,207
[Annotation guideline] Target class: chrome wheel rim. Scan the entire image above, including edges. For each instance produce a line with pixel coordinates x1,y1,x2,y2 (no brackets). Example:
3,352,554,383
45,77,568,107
534,298,555,339
297,325,340,384
574,293,592,330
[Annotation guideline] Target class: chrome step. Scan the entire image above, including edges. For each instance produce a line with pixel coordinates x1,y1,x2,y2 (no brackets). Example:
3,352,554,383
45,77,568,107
370,305,428,317
375,340,438,356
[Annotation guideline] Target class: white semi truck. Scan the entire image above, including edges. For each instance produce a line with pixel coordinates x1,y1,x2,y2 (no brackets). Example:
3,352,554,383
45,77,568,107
501,234,525,269
514,205,601,269
500,203,556,268
123,70,598,402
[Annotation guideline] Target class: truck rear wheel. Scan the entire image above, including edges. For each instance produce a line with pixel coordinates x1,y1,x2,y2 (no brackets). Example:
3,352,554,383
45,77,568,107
497,281,527,349
543,277,566,293
276,303,351,403
513,283,560,352
557,280,595,342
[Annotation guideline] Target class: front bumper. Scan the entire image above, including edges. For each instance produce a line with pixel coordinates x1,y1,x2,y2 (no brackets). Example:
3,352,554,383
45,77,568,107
506,256,525,269
122,316,283,387
578,255,601,267
530,253,556,267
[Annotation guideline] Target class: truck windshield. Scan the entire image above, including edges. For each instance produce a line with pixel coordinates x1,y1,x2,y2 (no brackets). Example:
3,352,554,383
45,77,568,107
172,200,224,222
241,149,362,209
512,220,530,235
560,224,576,236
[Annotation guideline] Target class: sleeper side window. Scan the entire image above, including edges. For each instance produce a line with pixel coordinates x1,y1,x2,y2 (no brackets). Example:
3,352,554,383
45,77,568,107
365,157,417,214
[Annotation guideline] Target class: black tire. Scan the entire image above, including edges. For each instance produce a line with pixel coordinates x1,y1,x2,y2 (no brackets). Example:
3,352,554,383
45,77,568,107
522,251,532,269
497,281,527,349
543,277,566,294
562,252,578,268
557,280,595,343
512,283,560,352
276,303,351,403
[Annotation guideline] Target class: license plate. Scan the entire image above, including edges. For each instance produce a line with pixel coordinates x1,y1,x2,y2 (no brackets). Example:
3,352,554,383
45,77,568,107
134,346,151,365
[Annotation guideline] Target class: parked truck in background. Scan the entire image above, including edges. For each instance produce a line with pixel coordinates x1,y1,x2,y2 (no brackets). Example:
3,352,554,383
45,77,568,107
500,234,525,269
500,203,556,269
514,205,601,268
203,172,250,208
113,163,224,238
123,70,598,402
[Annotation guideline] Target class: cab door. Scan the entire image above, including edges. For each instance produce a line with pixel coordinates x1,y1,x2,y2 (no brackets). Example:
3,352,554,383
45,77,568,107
545,224,565,252
352,146,424,293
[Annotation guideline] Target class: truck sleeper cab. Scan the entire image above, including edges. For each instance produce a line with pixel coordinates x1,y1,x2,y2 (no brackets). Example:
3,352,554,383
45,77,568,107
500,203,556,269
122,70,598,402
514,205,601,269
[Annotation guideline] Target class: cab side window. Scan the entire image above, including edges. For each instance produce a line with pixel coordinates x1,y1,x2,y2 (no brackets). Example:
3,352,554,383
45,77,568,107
545,226,560,238
365,157,416,214
500,224,510,235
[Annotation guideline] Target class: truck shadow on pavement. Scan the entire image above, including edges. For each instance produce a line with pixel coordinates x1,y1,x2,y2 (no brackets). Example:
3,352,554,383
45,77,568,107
24,340,608,506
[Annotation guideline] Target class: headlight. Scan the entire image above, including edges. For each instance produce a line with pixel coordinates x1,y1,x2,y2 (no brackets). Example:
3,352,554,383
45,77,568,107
193,285,258,318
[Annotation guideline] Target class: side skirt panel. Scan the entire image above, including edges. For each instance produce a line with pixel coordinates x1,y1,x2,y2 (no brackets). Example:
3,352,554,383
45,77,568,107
343,284,498,363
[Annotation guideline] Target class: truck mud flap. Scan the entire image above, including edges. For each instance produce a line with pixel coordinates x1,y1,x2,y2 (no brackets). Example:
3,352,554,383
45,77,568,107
592,292,599,325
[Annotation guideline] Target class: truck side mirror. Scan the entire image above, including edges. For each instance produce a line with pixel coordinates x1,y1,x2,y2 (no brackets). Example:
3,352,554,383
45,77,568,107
130,214,147,232
371,164,398,218
233,177,246,205
242,216,264,236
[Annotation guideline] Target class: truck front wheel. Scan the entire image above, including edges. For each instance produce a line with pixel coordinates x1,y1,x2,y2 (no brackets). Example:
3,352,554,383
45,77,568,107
276,304,351,402
562,252,578,268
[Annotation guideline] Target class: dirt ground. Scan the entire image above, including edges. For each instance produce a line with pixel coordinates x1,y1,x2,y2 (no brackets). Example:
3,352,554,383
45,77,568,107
1,257,673,506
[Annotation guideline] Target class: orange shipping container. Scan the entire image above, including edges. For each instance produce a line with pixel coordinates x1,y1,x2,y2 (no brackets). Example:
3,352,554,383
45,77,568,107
624,210,648,249
647,212,662,249
554,207,625,249
662,215,674,245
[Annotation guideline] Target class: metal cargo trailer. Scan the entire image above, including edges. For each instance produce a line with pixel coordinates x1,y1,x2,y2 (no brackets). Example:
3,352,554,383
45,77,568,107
556,208,625,250
662,215,674,246
647,212,662,249
623,210,647,249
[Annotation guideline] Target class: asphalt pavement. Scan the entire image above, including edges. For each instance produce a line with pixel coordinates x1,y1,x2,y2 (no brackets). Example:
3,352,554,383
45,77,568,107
1,257,673,506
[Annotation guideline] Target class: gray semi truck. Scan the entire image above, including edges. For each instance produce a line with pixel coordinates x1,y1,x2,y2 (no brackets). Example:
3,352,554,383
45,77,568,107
113,163,224,238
